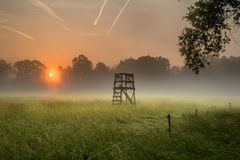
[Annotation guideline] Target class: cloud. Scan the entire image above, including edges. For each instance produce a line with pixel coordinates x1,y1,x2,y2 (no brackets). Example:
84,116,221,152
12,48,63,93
30,0,64,22
0,25,34,40
0,12,10,24
107,0,130,35
93,0,108,26
78,33,103,37
29,0,70,31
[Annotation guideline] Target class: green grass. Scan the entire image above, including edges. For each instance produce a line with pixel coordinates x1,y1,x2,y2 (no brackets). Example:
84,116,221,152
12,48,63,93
0,97,240,160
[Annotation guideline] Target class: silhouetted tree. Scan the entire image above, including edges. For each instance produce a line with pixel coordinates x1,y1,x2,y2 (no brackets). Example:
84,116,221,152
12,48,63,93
136,56,170,76
13,60,46,86
62,65,73,82
170,66,181,75
94,62,110,75
94,62,111,80
72,54,93,83
0,59,12,85
76,62,112,91
116,58,136,72
201,56,240,79
116,55,170,80
179,0,240,74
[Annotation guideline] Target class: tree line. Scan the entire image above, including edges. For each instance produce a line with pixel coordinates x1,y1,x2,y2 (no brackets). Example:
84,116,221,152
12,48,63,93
0,54,240,93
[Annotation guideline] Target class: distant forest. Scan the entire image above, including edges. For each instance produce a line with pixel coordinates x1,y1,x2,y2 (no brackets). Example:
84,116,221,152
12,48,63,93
1,54,240,95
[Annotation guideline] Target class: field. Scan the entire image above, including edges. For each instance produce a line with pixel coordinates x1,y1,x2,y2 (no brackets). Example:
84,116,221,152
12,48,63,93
0,97,240,160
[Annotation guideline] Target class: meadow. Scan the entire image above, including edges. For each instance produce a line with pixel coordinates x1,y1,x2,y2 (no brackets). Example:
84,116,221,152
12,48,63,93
0,96,240,160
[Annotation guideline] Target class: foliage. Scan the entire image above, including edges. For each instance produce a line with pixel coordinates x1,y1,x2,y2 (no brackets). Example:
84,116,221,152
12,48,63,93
94,62,110,75
179,0,240,74
0,60,12,84
72,54,93,81
13,60,46,85
116,55,170,78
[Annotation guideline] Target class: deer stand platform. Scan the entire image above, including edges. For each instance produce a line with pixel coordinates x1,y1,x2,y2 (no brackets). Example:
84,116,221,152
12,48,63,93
112,73,136,105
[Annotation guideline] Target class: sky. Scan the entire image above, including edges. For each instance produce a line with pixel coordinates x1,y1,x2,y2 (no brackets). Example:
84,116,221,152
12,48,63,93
0,0,239,68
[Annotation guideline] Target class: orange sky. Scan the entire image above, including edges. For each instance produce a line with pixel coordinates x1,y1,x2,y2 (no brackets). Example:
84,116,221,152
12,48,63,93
0,0,240,68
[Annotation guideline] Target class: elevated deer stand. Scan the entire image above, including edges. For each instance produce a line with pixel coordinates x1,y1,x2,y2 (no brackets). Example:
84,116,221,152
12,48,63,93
112,73,136,105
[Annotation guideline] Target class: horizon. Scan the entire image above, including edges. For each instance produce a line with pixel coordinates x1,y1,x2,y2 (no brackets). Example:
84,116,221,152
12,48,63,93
1,54,240,97
1,53,240,69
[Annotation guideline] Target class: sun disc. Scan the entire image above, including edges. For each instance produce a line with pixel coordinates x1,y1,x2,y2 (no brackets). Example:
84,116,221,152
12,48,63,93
49,72,54,78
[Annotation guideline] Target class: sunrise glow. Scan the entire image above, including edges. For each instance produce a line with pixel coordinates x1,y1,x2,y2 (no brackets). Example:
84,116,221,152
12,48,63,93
48,72,54,78
44,68,62,86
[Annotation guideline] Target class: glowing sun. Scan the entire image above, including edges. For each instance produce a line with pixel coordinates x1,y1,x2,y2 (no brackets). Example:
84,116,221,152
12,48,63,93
49,72,54,78
45,68,61,85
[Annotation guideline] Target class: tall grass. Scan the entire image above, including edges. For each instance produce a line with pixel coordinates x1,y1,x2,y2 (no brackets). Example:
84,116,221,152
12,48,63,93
0,97,239,160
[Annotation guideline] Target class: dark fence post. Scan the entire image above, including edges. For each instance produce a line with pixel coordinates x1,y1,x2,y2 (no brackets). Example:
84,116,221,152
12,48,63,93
229,102,232,110
195,109,198,117
167,114,171,133
83,154,89,160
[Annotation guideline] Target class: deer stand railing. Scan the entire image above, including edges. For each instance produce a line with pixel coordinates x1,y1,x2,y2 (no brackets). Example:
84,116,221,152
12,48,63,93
112,73,136,105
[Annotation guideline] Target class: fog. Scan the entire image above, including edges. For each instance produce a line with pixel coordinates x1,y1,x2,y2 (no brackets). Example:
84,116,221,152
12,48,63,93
0,54,240,98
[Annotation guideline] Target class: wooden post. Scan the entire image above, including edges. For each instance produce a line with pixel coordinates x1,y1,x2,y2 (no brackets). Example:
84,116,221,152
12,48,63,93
167,114,171,133
229,102,232,109
83,154,88,160
195,109,198,117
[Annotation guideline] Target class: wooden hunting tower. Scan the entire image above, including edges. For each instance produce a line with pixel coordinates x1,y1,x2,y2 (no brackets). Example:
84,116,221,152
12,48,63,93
112,73,136,105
